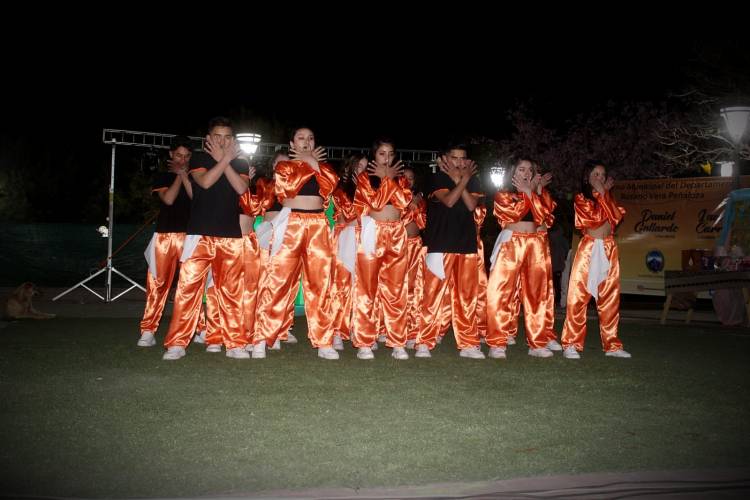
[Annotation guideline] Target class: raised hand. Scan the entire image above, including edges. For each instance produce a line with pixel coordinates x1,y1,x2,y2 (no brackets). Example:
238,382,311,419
221,137,241,162
462,160,478,181
204,135,224,162
367,160,387,179
312,146,327,164
539,172,553,189
438,155,461,183
167,159,187,175
386,159,405,179
590,177,606,195
512,175,533,195
247,166,256,180
289,146,322,170
603,176,615,192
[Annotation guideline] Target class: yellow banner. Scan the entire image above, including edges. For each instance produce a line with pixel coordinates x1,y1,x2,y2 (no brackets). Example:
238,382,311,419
599,177,750,295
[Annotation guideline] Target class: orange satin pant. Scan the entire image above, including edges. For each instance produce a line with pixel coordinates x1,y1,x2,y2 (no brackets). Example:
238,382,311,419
352,221,408,348
561,235,623,352
256,212,334,348
416,253,481,350
540,232,558,343
330,224,357,341
163,236,245,349
242,233,261,343
486,232,551,349
438,281,453,337
405,236,425,341
476,239,488,338
140,232,185,334
254,247,297,344
205,283,221,346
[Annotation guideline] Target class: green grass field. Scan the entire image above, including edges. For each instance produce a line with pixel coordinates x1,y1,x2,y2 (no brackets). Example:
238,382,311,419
1,317,749,497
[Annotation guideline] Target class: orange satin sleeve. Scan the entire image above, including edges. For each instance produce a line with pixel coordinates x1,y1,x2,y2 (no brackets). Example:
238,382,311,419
415,198,427,229
493,191,529,227
256,178,277,215
528,189,556,228
594,190,625,227
354,172,411,215
389,175,413,210
273,160,339,207
238,186,263,217
316,163,339,202
574,192,625,233
332,188,356,222
402,197,427,228
473,205,487,228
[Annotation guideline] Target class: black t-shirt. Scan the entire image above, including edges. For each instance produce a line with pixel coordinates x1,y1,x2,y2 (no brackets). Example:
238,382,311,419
152,172,191,233
186,151,248,238
423,171,481,254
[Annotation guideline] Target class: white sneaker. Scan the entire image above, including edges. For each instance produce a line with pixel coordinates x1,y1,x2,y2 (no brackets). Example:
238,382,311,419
563,346,581,359
333,334,344,351
605,349,632,358
357,347,374,360
405,339,416,350
318,347,340,360
193,330,206,344
226,347,250,359
507,335,517,346
137,332,156,347
269,338,281,351
370,342,378,351
546,339,563,351
206,344,222,353
377,334,386,343
391,347,409,360
488,347,507,359
252,340,266,359
415,344,431,358
285,331,298,344
460,347,486,359
528,347,554,358
162,346,186,360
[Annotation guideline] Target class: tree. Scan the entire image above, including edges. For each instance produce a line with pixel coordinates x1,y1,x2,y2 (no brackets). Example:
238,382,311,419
654,41,750,172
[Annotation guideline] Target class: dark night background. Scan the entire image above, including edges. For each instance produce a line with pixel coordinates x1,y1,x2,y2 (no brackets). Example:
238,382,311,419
1,28,747,224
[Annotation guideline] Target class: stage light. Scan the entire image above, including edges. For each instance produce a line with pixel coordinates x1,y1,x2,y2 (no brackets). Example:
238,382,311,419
719,161,734,177
237,133,262,155
490,165,506,188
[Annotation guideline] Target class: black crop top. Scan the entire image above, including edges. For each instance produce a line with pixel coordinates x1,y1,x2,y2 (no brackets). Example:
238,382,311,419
298,175,320,196
522,209,534,222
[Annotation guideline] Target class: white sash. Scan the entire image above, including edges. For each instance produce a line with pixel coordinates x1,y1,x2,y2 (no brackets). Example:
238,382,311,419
587,238,611,300
337,225,357,275
180,234,202,262
360,215,377,258
426,252,445,280
489,229,514,271
255,221,273,251
144,233,157,277
270,207,292,258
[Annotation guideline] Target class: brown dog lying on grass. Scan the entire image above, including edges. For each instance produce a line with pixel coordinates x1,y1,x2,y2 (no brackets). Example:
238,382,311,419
3,282,56,319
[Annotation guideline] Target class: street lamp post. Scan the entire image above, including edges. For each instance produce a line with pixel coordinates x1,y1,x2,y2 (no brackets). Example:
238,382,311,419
720,107,750,189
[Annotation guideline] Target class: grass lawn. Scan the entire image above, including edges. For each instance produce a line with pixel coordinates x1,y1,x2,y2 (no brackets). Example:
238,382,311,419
1,316,749,497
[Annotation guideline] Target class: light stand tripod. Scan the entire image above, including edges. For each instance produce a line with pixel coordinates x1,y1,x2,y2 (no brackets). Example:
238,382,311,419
52,128,439,303
53,138,145,302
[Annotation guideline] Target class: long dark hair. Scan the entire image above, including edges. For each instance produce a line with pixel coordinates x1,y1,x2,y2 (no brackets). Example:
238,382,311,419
581,160,605,201
504,155,537,193
403,166,423,198
339,153,367,200
369,136,396,189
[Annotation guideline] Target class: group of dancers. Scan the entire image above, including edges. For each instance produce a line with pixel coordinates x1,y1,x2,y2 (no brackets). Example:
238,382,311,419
136,117,632,361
